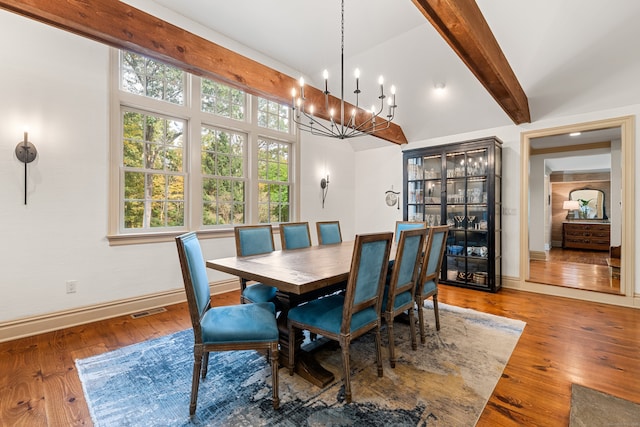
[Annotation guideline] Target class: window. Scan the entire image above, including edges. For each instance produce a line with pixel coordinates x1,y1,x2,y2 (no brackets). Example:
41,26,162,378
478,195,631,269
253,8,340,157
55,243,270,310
201,126,246,225
201,78,245,120
122,109,185,229
258,138,290,223
257,98,290,132
121,51,184,105
110,50,297,241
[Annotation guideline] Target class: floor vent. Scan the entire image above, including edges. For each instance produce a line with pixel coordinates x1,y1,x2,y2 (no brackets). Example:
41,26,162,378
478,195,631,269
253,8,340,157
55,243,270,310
130,307,167,319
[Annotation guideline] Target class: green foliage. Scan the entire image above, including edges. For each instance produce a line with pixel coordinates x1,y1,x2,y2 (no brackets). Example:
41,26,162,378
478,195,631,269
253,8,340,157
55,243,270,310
122,109,185,229
121,52,184,104
201,79,245,120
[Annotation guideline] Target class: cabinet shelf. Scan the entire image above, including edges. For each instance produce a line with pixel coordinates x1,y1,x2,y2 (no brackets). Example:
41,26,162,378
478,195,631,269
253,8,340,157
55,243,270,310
403,136,502,292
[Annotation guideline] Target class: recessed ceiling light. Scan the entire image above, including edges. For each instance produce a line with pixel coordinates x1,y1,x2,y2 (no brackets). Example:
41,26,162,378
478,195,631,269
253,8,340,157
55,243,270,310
569,132,581,137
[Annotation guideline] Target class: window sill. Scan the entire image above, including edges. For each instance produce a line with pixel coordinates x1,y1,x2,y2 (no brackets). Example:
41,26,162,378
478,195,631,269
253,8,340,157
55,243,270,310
107,228,235,246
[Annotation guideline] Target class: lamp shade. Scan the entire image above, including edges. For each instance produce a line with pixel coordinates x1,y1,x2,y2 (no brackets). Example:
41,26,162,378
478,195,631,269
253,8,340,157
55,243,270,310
563,200,580,210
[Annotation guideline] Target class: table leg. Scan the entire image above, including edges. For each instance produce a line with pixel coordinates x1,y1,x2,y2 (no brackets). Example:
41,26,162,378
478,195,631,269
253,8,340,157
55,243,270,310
276,289,339,388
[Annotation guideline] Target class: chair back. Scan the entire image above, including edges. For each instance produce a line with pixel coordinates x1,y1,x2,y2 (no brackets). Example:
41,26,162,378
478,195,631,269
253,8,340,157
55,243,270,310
416,225,449,295
385,228,426,312
175,232,211,343
394,221,426,242
279,222,312,250
316,221,343,245
341,232,393,334
234,225,275,256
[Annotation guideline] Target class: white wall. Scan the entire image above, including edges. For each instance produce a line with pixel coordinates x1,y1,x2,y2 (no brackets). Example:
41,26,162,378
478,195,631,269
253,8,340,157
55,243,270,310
354,143,406,235
2,9,639,325
529,155,546,252
299,134,357,244
0,11,358,323
610,139,622,246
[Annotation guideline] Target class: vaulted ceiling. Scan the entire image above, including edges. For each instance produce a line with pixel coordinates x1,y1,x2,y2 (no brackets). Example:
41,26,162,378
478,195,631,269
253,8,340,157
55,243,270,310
142,0,640,147
3,0,640,150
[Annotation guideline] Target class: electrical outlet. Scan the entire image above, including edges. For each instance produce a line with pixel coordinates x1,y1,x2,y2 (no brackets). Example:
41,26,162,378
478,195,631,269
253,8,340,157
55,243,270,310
66,280,77,294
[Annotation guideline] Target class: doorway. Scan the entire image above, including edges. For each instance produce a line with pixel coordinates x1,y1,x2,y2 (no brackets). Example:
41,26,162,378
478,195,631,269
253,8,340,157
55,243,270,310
519,116,635,301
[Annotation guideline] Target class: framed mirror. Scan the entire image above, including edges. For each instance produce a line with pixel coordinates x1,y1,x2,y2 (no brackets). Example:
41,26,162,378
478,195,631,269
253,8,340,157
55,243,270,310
568,188,606,220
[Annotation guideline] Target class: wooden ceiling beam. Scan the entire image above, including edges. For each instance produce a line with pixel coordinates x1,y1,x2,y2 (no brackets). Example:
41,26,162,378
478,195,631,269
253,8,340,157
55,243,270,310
412,0,531,124
0,0,407,145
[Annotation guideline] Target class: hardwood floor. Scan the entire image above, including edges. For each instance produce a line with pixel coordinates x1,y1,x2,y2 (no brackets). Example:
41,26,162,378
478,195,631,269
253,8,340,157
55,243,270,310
529,248,621,294
1,287,639,426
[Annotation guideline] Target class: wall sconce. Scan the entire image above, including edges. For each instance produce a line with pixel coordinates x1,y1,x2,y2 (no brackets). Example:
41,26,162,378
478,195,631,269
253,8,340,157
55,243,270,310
562,200,580,219
320,174,330,208
15,130,38,205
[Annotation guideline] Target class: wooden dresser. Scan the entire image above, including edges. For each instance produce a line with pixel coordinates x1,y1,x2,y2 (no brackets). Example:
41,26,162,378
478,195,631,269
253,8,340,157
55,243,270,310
562,222,610,251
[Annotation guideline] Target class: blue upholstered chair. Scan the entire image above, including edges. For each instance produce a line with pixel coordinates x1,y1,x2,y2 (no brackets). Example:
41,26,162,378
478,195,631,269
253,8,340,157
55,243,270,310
279,222,312,250
234,225,279,304
394,220,426,243
382,228,426,367
287,232,393,403
175,232,280,416
316,221,343,245
415,225,449,342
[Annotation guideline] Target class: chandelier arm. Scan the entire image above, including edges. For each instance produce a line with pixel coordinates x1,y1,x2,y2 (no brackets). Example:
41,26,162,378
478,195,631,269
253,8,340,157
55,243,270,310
349,119,392,136
294,110,339,136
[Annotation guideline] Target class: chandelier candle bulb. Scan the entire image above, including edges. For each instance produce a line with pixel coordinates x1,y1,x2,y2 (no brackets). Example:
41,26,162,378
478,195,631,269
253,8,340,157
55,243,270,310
323,69,329,93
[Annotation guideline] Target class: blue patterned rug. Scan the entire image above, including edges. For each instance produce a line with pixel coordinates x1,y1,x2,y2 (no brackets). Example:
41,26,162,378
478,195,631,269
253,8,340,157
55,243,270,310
76,302,525,426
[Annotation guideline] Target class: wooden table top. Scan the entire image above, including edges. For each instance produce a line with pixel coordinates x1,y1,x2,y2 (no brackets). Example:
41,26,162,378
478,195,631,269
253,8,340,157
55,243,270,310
207,241,395,295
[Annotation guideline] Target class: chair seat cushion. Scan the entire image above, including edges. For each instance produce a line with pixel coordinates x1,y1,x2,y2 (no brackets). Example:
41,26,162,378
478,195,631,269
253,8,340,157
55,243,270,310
382,285,413,311
420,280,437,297
200,302,278,344
242,283,277,303
288,295,377,335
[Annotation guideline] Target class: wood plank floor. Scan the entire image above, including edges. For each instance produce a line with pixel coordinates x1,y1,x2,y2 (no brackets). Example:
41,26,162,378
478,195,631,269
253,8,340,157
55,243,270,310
529,248,621,294
1,287,639,426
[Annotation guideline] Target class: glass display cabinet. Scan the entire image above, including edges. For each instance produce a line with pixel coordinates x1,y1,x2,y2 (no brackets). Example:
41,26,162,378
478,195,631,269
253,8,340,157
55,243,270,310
403,137,502,292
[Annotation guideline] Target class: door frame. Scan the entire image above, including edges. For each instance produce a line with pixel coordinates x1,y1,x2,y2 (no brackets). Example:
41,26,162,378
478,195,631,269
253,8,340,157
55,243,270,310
519,116,636,306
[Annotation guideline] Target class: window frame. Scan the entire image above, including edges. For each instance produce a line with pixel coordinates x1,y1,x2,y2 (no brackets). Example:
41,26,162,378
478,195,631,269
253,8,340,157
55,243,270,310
107,49,299,245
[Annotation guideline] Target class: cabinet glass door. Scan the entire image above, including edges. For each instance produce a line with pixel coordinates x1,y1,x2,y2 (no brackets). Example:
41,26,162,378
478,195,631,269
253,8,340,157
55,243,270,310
407,154,440,222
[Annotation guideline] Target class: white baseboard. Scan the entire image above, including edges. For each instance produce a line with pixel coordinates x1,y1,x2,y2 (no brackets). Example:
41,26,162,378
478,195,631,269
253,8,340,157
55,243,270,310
0,279,239,343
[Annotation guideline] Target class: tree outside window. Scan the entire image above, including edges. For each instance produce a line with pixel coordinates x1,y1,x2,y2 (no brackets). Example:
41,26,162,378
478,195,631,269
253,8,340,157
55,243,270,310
258,138,290,223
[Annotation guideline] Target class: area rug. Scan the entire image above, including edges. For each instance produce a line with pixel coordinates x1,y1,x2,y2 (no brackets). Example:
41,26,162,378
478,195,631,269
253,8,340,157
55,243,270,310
569,383,640,426
76,302,525,426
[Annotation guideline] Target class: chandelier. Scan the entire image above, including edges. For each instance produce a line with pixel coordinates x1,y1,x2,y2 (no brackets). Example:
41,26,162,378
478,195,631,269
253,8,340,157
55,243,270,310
291,0,397,139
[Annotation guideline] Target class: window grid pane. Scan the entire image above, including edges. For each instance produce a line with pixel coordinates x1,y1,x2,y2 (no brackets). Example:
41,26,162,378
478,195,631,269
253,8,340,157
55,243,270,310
201,79,246,120
201,126,246,225
122,109,185,230
120,51,184,105
257,97,290,133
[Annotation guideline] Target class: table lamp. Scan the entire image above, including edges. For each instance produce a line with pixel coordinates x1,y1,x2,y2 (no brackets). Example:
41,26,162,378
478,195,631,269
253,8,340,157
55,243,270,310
563,200,580,219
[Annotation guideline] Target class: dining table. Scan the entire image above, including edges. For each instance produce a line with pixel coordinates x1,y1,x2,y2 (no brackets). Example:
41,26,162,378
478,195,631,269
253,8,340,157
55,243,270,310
206,240,396,387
